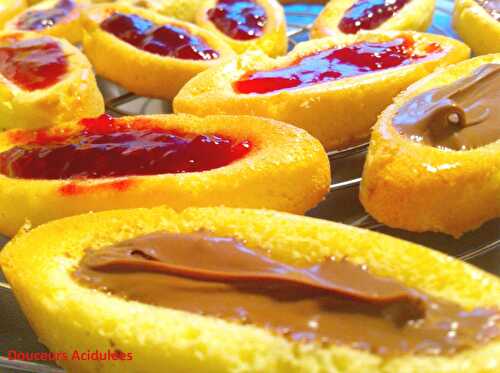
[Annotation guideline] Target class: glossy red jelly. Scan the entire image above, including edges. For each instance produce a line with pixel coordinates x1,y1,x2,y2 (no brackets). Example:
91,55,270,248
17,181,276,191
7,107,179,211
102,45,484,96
207,0,267,40
338,0,411,34
101,13,220,60
0,36,67,91
0,115,252,179
234,37,438,94
16,0,75,31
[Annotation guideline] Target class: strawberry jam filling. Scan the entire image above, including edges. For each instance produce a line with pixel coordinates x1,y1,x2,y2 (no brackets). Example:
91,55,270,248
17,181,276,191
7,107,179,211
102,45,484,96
100,13,220,60
234,37,441,94
0,36,67,91
338,0,412,34
0,115,252,179
207,0,267,41
16,0,75,31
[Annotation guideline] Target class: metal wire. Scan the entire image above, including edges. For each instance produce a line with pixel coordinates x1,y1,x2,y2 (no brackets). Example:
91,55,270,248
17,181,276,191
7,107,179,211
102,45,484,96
459,238,500,261
0,357,64,373
329,178,362,192
0,281,11,290
328,143,368,160
349,214,384,230
105,92,138,116
106,92,137,107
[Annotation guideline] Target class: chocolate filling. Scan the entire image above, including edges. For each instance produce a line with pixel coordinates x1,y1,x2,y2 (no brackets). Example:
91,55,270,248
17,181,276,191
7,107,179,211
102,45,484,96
73,231,500,356
475,0,500,21
393,64,500,150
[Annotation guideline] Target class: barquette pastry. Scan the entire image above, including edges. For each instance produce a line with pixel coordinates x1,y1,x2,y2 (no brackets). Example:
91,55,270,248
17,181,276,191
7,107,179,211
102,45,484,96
0,206,499,372
4,0,87,43
453,0,500,55
195,0,288,56
81,3,236,99
0,30,104,130
311,0,435,38
0,113,330,236
360,54,500,237
174,30,469,150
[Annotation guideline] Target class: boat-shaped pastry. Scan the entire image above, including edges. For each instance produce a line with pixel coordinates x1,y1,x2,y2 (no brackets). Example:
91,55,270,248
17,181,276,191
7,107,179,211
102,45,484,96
174,31,469,150
311,0,435,38
0,113,330,236
0,0,26,27
1,206,499,372
453,0,500,55
0,31,104,130
360,54,500,237
195,0,287,56
81,4,236,99
4,0,86,43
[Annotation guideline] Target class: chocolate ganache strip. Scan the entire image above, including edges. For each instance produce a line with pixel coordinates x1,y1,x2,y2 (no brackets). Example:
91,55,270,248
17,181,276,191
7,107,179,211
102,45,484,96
393,64,500,150
74,231,500,356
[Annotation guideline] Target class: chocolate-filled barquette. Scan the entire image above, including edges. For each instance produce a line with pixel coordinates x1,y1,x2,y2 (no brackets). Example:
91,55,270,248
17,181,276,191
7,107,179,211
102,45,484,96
1,206,499,373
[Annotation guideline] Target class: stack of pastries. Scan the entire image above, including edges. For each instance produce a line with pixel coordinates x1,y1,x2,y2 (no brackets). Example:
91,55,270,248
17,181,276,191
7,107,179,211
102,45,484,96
0,0,498,372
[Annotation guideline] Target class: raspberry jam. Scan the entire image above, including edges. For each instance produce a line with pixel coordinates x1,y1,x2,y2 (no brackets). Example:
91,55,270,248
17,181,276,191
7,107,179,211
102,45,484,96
101,13,220,60
0,36,67,91
59,179,134,195
0,115,252,179
16,0,75,31
338,0,411,34
207,0,267,41
234,37,439,94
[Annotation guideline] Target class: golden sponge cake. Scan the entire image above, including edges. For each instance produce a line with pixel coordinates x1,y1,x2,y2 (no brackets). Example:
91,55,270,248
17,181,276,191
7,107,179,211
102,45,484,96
453,0,500,55
360,54,500,237
82,3,236,99
311,0,435,38
1,206,499,373
195,0,287,56
0,31,104,130
174,31,469,150
0,113,330,236
4,0,87,43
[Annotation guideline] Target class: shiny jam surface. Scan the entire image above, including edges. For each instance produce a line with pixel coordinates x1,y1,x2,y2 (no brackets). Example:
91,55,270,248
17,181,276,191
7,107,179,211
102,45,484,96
16,0,75,31
338,0,412,34
0,36,68,91
234,37,439,94
100,13,220,60
207,0,267,40
0,115,252,179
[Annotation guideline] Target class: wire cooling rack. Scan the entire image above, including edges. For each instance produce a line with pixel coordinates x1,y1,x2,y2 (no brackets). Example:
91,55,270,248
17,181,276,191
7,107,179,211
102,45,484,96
0,1,499,372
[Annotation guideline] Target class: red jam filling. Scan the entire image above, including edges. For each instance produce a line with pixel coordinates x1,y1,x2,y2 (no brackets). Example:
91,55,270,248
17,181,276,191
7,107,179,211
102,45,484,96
16,0,75,31
207,0,267,41
234,37,440,94
0,115,252,179
100,13,220,60
0,36,68,91
338,0,412,34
